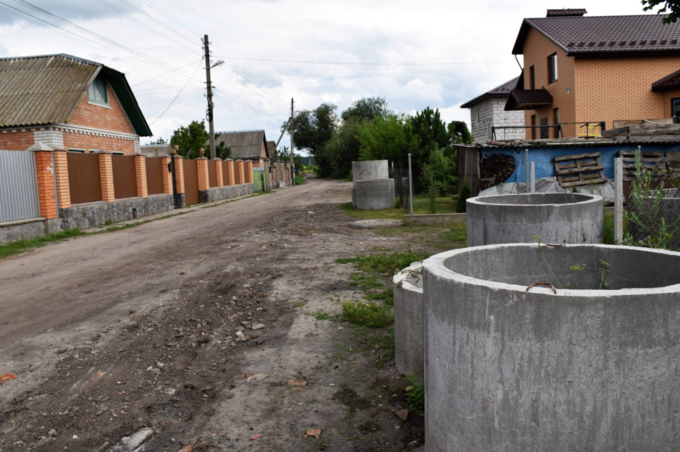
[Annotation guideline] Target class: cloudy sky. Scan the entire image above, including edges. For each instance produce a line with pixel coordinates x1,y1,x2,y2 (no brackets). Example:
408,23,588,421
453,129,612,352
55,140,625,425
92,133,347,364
0,0,654,150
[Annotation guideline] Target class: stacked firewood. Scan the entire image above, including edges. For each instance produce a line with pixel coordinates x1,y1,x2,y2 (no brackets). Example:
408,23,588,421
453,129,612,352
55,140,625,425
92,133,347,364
480,154,516,189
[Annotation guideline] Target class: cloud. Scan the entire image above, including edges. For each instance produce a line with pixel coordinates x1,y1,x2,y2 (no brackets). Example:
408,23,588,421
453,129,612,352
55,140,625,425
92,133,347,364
0,1,132,25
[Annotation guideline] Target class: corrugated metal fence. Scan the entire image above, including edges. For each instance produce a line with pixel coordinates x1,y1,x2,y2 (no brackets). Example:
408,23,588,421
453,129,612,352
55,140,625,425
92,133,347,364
112,154,137,199
0,150,41,223
68,152,102,204
146,157,165,195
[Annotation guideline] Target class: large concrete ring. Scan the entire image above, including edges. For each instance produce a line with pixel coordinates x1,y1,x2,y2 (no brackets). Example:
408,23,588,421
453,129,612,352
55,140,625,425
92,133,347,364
393,262,424,380
466,193,603,246
423,244,680,452
355,179,395,210
352,160,388,183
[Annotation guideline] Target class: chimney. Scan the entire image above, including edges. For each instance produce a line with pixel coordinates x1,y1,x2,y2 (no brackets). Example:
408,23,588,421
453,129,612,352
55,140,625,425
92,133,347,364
546,9,587,17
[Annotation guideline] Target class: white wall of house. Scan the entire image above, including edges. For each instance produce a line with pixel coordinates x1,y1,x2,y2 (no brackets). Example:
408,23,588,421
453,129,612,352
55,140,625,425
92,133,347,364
469,98,525,142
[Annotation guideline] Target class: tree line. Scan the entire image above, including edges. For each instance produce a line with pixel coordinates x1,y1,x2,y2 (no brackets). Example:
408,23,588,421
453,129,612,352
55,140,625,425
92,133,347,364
288,97,471,194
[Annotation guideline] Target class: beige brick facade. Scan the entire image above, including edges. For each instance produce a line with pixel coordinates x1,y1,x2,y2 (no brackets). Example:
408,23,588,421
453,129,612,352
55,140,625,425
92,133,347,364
53,150,71,209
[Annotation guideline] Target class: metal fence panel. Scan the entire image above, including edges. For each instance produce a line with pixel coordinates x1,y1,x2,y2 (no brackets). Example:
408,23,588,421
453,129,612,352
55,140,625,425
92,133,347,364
146,157,165,195
68,152,102,204
183,159,199,205
0,150,41,223
112,154,137,199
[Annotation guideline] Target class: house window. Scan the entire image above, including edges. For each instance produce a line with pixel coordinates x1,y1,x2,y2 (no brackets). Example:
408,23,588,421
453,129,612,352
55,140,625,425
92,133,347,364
68,148,85,153
112,151,125,155
553,108,560,137
530,66,535,90
672,98,680,123
548,53,558,83
476,108,481,123
531,114,537,140
88,77,109,106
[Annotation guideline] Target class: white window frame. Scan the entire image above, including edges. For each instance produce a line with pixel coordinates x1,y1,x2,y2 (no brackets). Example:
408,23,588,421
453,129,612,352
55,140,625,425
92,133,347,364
548,53,558,84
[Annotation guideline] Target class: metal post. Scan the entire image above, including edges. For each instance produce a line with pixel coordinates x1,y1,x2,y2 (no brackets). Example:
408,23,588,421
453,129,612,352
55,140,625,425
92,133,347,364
408,153,413,216
614,157,624,244
525,149,530,193
290,98,295,185
203,34,216,160
530,161,536,193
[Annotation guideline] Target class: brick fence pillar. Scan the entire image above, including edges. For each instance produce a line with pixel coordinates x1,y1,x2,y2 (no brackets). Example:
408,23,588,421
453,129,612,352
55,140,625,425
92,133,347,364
174,155,185,194
235,160,245,185
244,161,253,184
197,157,210,191
32,150,58,219
53,148,71,209
224,159,235,186
161,156,173,195
214,158,223,187
98,152,115,203
134,154,148,198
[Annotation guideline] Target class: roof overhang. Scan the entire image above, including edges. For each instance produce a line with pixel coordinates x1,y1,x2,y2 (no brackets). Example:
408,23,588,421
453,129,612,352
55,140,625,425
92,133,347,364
505,88,553,111
100,66,153,137
653,68,680,92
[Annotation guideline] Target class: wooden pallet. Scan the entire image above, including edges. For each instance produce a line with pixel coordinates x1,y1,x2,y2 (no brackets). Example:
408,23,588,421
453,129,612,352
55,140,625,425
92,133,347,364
618,151,666,181
554,152,606,188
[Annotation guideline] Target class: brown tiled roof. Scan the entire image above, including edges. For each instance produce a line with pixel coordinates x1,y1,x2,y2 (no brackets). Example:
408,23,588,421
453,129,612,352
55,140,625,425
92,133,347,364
214,130,268,160
504,88,553,111
652,68,680,91
546,9,587,17
0,54,151,135
460,77,519,108
513,14,680,56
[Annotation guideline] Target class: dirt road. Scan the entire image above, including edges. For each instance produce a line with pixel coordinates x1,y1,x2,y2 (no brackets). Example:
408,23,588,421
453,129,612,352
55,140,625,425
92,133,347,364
0,179,425,451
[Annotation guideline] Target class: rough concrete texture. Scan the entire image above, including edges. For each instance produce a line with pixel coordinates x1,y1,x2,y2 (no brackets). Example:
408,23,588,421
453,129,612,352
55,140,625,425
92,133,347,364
355,179,395,210
393,262,424,380
0,219,45,245
352,188,357,207
423,244,680,452
349,219,402,229
467,192,603,246
352,160,388,182
199,183,253,203
60,194,174,230
404,213,466,226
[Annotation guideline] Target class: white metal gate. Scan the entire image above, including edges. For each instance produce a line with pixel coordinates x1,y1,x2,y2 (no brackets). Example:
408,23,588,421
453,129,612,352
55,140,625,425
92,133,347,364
0,150,41,223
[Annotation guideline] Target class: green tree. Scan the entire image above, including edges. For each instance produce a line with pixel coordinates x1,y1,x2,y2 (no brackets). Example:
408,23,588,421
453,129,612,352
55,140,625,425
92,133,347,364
216,140,231,160
422,146,458,196
356,113,410,165
457,181,472,213
170,120,210,159
341,97,389,122
405,107,455,192
318,117,363,179
276,145,304,170
448,121,472,144
149,137,167,145
642,0,680,23
286,103,338,177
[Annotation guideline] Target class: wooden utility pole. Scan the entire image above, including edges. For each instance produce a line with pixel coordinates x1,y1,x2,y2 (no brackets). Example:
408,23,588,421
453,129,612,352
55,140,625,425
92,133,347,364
290,98,295,185
203,34,216,160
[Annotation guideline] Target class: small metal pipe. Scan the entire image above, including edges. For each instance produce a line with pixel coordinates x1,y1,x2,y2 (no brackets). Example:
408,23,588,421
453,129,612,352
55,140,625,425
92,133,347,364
525,149,530,192
408,154,413,216
530,161,536,193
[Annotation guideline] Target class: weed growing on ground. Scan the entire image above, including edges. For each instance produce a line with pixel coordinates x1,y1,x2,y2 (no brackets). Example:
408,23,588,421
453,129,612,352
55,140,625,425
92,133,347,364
0,228,85,259
405,375,425,413
336,251,429,276
341,300,393,328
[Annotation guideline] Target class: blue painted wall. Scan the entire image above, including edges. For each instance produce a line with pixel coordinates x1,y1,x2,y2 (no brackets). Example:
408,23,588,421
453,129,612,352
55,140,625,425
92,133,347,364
482,144,680,183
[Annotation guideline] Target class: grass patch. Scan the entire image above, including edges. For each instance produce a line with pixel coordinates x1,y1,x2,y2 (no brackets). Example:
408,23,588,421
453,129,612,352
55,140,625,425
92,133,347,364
305,310,335,321
341,300,393,328
336,251,429,276
376,224,467,250
0,228,85,259
405,375,425,413
603,212,628,245
340,195,458,221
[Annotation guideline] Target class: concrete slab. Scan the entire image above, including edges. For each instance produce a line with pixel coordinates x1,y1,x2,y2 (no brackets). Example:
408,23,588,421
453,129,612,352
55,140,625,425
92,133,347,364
352,160,388,182
393,262,424,380
355,179,395,210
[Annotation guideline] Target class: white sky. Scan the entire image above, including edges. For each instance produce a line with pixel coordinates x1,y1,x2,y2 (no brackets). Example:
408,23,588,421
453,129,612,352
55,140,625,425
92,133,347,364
0,0,654,151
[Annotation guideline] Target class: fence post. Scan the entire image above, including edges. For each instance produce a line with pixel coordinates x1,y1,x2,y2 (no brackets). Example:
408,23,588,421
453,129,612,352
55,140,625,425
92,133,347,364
214,158,223,187
408,153,413,216
161,156,173,195
525,149,530,192
197,157,210,192
98,152,115,203
30,147,58,220
245,161,253,184
530,162,536,193
53,147,71,209
134,154,148,198
235,160,245,185
224,159,235,186
614,157,624,244
173,154,186,208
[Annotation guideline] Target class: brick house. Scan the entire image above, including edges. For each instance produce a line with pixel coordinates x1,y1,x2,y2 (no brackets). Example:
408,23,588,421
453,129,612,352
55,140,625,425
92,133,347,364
507,9,680,139
460,77,525,142
0,54,151,153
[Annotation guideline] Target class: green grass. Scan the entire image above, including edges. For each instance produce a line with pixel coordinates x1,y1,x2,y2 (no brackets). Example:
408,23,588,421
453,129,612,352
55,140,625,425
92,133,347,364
405,375,425,413
376,224,467,250
336,251,429,276
340,195,458,221
341,300,393,328
603,212,628,245
0,228,85,259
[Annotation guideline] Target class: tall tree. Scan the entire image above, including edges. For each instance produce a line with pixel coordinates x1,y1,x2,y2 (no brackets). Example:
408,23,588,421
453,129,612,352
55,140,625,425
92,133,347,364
285,103,338,156
341,97,389,122
448,121,472,144
356,113,410,166
170,120,210,159
641,0,680,23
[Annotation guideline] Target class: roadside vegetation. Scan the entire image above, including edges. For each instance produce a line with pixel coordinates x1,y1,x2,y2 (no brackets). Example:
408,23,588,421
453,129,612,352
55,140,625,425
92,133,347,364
0,229,85,259
341,194,458,220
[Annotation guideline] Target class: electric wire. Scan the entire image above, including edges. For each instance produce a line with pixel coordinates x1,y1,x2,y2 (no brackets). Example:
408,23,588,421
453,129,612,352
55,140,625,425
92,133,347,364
149,59,203,125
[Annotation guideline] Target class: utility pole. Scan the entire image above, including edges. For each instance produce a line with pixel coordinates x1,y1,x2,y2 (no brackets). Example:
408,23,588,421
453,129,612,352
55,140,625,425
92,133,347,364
290,98,295,185
203,34,216,160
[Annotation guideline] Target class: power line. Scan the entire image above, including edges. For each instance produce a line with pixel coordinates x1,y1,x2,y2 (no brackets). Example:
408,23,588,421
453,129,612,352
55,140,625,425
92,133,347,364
132,58,204,87
149,59,203,125
217,56,509,66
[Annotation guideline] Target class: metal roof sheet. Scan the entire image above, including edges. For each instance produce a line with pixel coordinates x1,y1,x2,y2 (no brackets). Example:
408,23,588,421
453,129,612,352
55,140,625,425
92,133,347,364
460,77,519,108
214,130,268,159
460,137,680,149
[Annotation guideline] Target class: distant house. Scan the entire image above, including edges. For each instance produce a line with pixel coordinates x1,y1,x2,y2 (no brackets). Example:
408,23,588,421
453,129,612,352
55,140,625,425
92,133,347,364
461,77,525,142
508,9,680,139
0,54,152,153
140,143,171,157
213,130,270,167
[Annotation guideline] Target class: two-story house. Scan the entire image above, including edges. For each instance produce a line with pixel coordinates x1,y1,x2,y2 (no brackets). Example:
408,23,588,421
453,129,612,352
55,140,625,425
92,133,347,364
507,9,680,139
461,77,525,142
0,54,151,153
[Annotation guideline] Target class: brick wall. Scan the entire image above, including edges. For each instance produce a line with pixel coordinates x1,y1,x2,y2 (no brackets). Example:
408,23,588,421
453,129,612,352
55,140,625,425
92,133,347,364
576,56,680,129
663,89,680,118
53,150,71,208
33,151,58,219
33,128,64,148
68,83,136,135
63,132,136,153
99,153,115,202
470,98,525,142
134,155,148,198
0,130,34,150
523,27,577,137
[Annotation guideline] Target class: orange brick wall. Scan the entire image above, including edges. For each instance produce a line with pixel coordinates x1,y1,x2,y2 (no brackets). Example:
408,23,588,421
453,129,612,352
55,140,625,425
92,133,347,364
224,160,235,186
235,160,245,185
174,156,185,194
33,151,58,219
662,89,680,118
68,82,136,135
197,158,210,191
63,132,136,154
99,153,115,202
161,156,173,194
523,28,577,137
0,130,35,150
214,159,224,187
575,56,680,130
53,150,71,209
134,155,148,198
245,161,253,184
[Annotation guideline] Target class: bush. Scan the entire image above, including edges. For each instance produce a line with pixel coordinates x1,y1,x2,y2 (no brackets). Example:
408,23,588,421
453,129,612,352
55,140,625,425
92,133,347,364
457,181,472,213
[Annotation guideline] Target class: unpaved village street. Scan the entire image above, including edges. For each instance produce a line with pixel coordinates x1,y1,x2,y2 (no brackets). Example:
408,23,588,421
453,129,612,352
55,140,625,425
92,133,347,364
0,179,444,452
